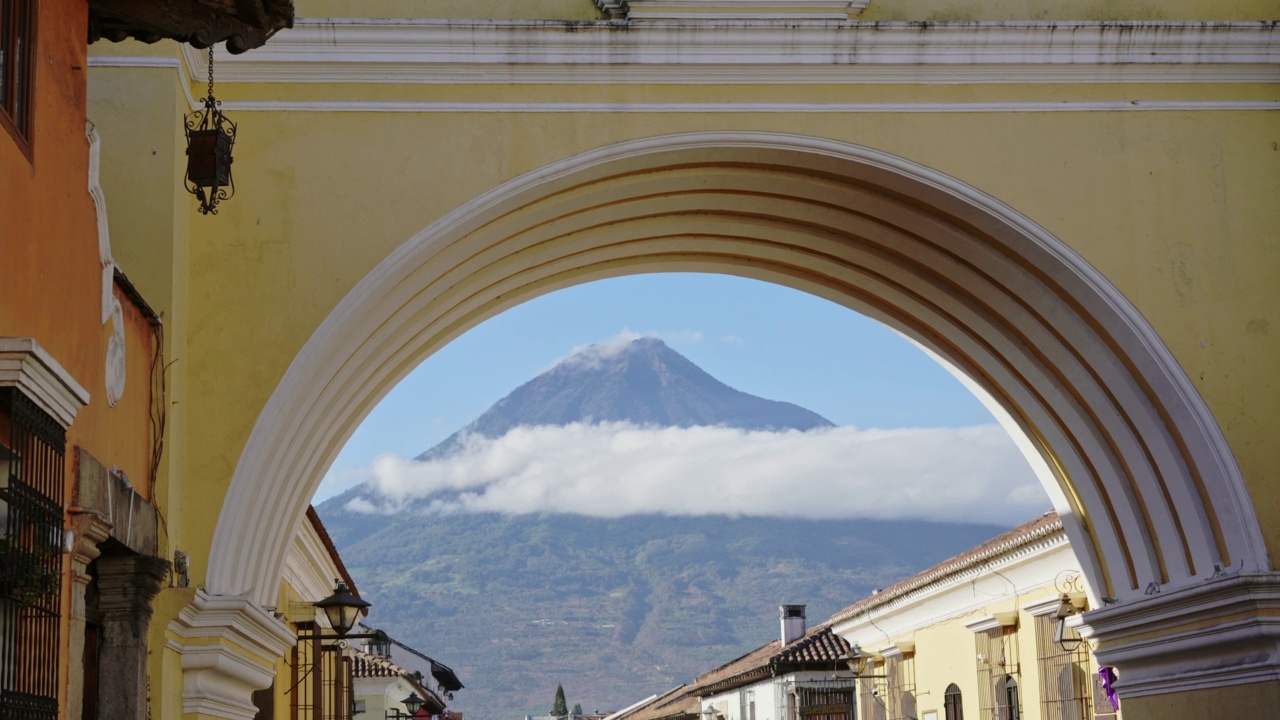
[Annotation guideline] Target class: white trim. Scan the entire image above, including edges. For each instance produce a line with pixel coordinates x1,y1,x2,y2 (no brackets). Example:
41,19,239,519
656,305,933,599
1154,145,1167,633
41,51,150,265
0,338,90,427
86,56,182,69
88,54,201,111
167,590,297,720
964,613,1018,634
621,0,869,21
1079,572,1280,697
85,122,127,408
201,20,1280,86
1024,596,1065,618
206,132,1265,626
214,99,1280,114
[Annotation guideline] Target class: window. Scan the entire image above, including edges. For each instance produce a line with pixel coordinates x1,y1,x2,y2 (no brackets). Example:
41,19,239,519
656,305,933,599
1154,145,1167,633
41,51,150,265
943,684,963,720
996,676,1020,720
858,660,886,720
289,622,354,720
0,0,35,149
0,387,65,720
974,625,1019,720
883,652,916,720
1033,614,1092,720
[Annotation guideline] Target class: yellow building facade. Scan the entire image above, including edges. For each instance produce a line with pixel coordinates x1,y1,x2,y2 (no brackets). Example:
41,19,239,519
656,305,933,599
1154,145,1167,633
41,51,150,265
0,0,1276,717
832,513,1112,720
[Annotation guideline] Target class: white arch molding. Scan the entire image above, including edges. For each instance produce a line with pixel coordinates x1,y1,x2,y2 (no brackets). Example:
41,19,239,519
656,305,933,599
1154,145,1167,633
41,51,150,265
191,133,1271,705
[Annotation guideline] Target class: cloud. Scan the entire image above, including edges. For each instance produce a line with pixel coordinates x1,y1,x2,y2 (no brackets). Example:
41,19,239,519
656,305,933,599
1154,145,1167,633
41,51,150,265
344,422,1048,526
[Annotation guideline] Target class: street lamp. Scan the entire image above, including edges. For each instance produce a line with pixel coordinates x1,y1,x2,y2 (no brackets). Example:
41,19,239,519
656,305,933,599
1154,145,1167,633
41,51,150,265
843,645,865,675
184,47,236,215
315,579,370,636
403,692,425,715
1054,594,1085,653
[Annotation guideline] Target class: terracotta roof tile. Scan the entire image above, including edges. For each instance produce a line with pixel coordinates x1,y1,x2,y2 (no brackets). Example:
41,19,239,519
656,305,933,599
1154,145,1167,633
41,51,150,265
831,511,1062,625
691,624,851,695
617,685,702,720
350,648,407,679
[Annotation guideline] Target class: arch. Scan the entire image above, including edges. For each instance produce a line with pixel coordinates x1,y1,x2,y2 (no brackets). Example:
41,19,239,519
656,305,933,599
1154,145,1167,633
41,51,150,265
206,131,1267,609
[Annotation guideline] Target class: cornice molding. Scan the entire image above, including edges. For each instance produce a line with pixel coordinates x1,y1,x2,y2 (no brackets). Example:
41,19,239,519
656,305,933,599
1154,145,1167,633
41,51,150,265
964,612,1019,634
1079,572,1280,698
167,590,296,720
611,0,869,21
212,99,1280,114
0,338,90,427
193,19,1280,86
832,522,1067,627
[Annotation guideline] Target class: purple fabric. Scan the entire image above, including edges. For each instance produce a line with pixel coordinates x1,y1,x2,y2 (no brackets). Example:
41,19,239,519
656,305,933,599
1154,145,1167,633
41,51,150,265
1099,666,1120,711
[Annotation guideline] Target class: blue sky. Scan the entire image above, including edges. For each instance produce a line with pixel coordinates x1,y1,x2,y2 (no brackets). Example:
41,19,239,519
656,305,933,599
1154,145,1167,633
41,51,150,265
317,273,1047,523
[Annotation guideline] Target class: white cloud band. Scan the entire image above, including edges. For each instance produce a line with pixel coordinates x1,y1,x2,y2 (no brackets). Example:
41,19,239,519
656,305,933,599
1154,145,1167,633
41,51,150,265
343,422,1047,525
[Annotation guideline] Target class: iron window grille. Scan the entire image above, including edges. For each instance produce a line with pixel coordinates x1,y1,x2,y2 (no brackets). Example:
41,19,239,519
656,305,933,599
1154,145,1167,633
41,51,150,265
0,0,35,152
0,387,65,720
858,661,886,720
883,653,917,720
290,622,355,720
974,626,1019,720
1034,614,1093,720
943,684,963,720
797,680,856,720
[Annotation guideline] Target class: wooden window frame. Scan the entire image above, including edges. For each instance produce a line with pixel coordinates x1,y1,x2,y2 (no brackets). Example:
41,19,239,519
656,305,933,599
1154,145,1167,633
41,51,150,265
0,0,36,158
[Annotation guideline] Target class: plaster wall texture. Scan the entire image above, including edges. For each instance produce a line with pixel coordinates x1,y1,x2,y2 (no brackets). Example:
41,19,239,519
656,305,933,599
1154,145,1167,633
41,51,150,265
73,3,1279,717
835,540,1092,720
165,103,1279,580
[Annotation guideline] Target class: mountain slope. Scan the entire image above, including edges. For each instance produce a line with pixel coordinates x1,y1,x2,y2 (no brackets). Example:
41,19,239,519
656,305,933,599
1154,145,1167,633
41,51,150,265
417,337,832,461
317,509,1006,719
317,336,1012,718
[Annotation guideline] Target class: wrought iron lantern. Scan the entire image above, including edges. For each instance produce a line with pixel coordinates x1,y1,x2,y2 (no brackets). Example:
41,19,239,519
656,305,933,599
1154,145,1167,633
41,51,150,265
402,693,426,715
184,46,236,215
1054,594,1085,653
843,644,865,675
315,579,370,636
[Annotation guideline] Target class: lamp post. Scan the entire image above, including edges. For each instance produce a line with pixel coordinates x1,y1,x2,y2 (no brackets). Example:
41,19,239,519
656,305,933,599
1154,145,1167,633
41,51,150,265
385,693,427,719
1054,594,1085,653
315,579,370,636
843,645,887,678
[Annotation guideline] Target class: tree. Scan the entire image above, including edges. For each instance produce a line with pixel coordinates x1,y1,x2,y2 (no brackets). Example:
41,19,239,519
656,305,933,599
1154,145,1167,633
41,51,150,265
552,684,568,717
573,704,584,716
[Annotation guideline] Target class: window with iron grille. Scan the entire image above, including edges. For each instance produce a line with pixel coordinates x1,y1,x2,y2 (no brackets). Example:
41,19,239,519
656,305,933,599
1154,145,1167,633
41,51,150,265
798,681,855,720
0,388,65,720
974,626,1018,720
290,622,354,720
883,653,916,720
943,684,963,720
0,0,35,151
1033,614,1092,720
857,660,886,720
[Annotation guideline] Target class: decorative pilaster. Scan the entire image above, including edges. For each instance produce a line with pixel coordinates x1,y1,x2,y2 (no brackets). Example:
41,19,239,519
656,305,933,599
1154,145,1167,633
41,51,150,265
97,554,172,720
67,510,113,720
166,590,297,720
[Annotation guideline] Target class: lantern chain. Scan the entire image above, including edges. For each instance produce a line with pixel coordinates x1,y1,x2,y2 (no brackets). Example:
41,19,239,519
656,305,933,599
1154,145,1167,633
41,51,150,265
207,46,216,103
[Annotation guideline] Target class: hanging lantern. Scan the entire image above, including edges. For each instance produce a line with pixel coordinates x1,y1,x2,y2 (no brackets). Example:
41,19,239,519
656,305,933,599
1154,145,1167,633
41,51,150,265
184,46,236,215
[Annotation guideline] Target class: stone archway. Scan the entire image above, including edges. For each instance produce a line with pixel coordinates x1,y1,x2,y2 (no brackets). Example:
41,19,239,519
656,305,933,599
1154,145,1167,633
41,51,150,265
183,132,1271,717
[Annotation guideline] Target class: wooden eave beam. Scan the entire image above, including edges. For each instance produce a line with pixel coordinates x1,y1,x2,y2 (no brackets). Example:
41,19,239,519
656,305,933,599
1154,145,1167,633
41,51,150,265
88,0,293,54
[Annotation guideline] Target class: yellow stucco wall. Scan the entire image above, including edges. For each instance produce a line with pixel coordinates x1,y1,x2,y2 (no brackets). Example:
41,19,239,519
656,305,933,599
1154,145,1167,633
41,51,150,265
291,0,1280,21
166,103,1279,583
82,4,1278,715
